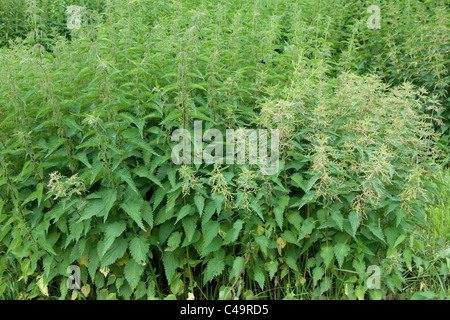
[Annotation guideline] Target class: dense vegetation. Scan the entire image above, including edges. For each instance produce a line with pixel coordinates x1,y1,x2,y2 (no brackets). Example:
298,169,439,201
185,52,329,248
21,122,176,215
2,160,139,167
0,0,448,300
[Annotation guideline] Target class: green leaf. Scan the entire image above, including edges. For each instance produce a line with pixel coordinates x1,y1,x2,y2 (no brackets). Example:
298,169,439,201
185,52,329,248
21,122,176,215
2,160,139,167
105,222,126,239
320,246,335,268
265,261,278,280
167,232,182,251
254,271,265,290
348,211,360,237
410,291,435,300
120,202,146,231
331,211,344,231
116,169,139,195
101,238,128,267
312,266,324,286
298,218,315,241
102,188,117,222
162,251,178,283
255,236,269,256
175,204,193,224
286,256,299,272
124,259,145,291
204,257,225,283
203,220,220,248
80,200,104,221
194,195,205,217
334,242,351,267
230,256,245,280
141,201,153,228
291,191,316,210
274,195,289,229
129,236,150,264
223,220,244,245
367,224,385,243
182,216,198,243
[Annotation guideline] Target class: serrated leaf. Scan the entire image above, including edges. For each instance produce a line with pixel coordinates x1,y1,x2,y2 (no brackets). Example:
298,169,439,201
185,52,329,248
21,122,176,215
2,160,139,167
124,259,145,291
334,242,351,267
223,220,244,245
273,195,289,229
162,251,178,283
348,211,360,237
230,256,245,280
331,211,344,231
312,266,324,286
265,261,278,280
175,204,193,224
141,201,153,228
298,218,315,241
320,246,334,268
116,169,138,195
204,257,225,283
254,271,265,290
101,238,128,267
102,189,117,222
194,195,205,217
120,202,146,231
80,199,104,221
182,216,198,243
203,220,219,248
367,224,385,243
129,236,150,264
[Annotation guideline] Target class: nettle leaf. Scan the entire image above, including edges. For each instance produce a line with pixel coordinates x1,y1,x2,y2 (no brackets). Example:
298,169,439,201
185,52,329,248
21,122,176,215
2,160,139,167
298,218,315,241
320,246,335,269
292,190,316,210
129,236,150,264
167,231,182,251
181,216,198,243
124,259,145,291
273,195,289,229
194,195,205,217
133,167,163,188
348,211,360,237
201,201,216,226
101,238,128,267
330,211,344,231
152,186,167,210
230,256,245,280
255,236,269,256
204,257,225,283
120,202,146,231
334,242,351,267
102,222,127,256
265,261,278,280
203,220,220,248
162,251,178,283
254,270,265,290
223,220,244,245
116,169,139,195
175,204,193,224
367,224,386,243
141,201,153,228
102,188,117,222
80,199,104,221
313,266,324,287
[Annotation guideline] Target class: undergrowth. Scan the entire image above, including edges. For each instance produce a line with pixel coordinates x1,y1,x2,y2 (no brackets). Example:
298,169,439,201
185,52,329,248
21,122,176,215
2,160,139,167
0,0,448,300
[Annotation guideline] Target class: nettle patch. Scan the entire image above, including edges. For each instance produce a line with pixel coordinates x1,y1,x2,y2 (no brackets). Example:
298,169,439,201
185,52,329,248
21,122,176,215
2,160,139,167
0,0,447,300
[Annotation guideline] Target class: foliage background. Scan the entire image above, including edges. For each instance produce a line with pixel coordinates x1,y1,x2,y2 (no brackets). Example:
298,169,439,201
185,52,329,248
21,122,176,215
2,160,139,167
0,0,448,300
